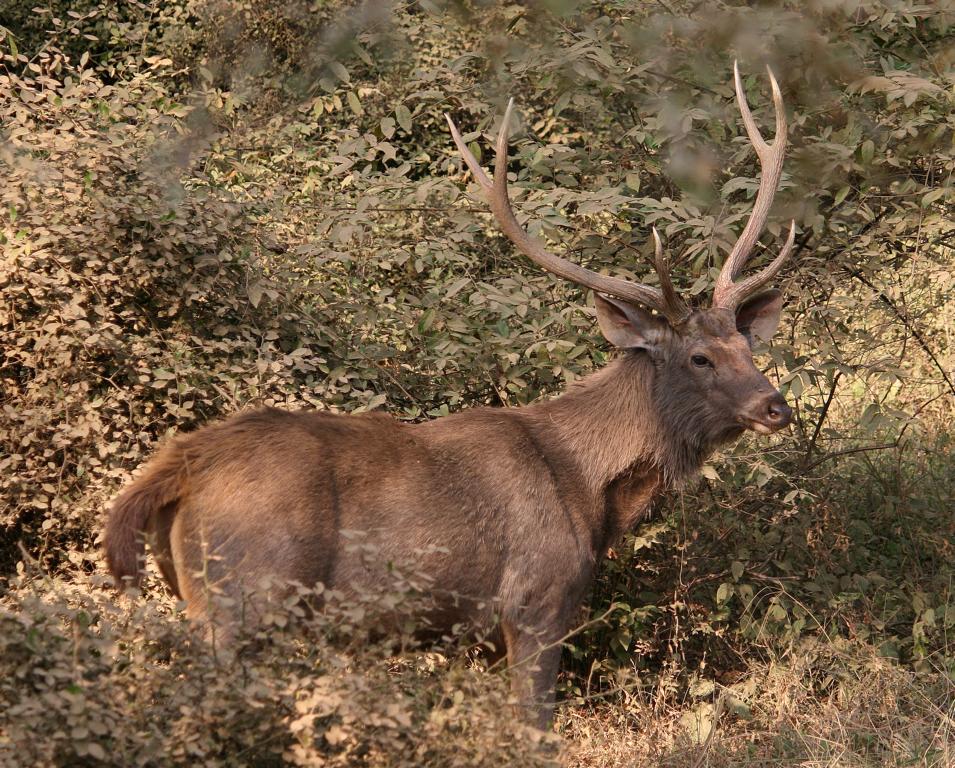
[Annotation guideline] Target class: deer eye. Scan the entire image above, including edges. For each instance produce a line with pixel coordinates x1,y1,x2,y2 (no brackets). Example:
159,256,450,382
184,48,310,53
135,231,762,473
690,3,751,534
691,354,712,368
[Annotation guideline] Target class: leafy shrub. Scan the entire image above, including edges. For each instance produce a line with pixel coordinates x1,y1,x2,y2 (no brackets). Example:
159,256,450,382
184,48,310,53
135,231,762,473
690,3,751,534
0,29,256,570
0,564,557,766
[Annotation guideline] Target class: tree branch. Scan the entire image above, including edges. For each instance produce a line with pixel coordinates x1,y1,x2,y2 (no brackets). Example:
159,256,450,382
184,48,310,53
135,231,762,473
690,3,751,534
802,370,843,466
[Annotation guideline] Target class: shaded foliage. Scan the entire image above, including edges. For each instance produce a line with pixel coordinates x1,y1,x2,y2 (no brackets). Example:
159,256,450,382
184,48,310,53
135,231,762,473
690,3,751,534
1,567,556,766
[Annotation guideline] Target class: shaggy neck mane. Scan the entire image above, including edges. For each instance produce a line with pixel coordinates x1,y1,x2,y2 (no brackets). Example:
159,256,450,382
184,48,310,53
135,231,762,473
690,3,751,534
530,352,714,490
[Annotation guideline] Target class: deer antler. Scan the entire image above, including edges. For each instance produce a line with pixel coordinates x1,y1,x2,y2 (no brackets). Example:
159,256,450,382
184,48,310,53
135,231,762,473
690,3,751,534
446,100,691,324
712,61,796,312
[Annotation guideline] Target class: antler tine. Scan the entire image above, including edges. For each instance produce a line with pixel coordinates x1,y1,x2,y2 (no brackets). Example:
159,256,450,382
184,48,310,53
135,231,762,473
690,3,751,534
730,218,796,300
445,112,493,191
652,228,690,323
713,61,791,311
447,102,689,322
493,98,517,198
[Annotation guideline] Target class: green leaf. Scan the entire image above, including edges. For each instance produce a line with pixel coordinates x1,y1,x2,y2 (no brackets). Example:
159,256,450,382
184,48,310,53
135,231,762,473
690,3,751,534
921,187,946,207
248,282,264,308
767,604,788,622
329,61,349,82
417,308,435,333
396,104,412,133
716,583,733,604
444,277,470,299
380,116,395,139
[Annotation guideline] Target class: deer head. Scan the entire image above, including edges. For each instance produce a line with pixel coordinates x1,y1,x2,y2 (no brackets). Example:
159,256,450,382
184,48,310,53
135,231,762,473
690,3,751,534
447,63,794,450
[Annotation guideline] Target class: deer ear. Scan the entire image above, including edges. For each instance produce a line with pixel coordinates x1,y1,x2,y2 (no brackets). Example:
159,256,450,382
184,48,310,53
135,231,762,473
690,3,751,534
736,289,784,344
594,294,665,350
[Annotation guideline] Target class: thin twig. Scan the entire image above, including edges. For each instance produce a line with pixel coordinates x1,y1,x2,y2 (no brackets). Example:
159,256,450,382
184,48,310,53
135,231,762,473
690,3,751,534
801,442,897,474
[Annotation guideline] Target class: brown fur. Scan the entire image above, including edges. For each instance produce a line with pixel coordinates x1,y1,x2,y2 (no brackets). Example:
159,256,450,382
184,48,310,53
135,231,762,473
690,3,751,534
104,295,791,727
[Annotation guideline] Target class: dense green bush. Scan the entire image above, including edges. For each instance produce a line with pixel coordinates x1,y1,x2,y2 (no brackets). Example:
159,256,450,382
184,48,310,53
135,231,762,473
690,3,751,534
1,1,952,764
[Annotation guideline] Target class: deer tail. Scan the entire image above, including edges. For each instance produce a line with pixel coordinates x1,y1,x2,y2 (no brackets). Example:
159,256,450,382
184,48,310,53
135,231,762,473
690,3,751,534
104,446,185,588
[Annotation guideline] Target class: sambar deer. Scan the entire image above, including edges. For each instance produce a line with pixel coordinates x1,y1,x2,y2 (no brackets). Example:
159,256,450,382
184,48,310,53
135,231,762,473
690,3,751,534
105,63,795,728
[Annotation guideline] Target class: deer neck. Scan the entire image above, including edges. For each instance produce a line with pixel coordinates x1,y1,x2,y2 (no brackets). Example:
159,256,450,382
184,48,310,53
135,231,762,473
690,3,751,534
531,352,709,491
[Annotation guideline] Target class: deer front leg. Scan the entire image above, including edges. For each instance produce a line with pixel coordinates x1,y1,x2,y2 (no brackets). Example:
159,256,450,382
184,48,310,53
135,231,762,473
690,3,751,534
502,619,564,730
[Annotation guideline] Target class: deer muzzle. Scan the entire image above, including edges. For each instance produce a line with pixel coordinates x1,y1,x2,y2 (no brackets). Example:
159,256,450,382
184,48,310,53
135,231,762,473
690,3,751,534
738,391,792,434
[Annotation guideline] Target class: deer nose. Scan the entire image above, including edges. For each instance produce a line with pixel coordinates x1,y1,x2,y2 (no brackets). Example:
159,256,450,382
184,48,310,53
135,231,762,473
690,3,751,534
764,394,792,428
741,391,792,434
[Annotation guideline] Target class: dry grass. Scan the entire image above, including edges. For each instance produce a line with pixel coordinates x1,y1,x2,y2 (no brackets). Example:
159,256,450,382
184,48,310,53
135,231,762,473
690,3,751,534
559,641,954,768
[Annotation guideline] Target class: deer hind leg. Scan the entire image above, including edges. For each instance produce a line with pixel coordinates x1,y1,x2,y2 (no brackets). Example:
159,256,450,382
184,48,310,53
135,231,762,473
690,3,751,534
169,504,309,639
502,619,563,730
146,501,181,598
168,506,249,628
